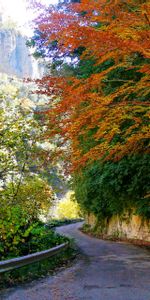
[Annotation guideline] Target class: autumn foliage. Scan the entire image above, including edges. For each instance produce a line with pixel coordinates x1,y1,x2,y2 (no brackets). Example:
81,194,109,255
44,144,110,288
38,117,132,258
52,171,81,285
26,0,150,221
32,0,150,172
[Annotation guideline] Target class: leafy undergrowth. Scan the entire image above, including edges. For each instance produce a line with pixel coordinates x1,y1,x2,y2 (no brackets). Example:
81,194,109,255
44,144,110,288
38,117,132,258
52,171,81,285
0,221,71,261
81,224,150,249
0,223,77,290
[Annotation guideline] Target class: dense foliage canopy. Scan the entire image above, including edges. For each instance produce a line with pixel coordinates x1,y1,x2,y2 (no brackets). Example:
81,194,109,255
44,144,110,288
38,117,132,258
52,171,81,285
31,0,150,219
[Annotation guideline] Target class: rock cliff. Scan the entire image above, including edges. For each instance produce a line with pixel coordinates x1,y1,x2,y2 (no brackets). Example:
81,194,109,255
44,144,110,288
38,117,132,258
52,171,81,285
0,28,42,78
86,211,150,242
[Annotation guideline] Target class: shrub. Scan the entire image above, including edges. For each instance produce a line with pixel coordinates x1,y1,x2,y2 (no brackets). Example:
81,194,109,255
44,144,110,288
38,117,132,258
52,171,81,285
74,154,150,219
0,209,70,260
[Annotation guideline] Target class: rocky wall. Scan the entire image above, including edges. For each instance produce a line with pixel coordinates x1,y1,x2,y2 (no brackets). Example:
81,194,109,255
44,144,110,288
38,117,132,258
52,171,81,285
86,211,150,242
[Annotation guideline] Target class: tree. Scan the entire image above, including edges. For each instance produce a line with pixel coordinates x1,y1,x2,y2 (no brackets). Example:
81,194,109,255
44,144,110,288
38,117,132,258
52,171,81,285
32,0,150,168
0,77,56,258
55,191,81,219
0,75,55,210
31,0,150,218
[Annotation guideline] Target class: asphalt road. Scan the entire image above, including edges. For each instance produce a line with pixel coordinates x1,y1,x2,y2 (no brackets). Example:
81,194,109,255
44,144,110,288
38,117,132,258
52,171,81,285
1,222,150,300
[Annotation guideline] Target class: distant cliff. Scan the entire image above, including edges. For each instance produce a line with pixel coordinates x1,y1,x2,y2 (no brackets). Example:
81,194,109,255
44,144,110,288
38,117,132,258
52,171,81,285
0,28,42,78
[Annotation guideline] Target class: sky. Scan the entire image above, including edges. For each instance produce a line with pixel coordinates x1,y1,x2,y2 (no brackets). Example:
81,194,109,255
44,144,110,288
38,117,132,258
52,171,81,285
0,0,58,35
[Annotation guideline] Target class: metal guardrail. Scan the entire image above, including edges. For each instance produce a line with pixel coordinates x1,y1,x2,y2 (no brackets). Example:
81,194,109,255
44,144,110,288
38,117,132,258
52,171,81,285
0,243,68,273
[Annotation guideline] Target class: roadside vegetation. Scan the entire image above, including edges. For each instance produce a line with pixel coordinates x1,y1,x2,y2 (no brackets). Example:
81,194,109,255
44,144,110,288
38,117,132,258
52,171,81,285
0,75,78,289
0,220,75,289
28,0,149,229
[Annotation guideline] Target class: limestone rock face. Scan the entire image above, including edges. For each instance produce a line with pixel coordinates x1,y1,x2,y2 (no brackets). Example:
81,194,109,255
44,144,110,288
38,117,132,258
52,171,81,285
86,211,150,242
0,28,41,78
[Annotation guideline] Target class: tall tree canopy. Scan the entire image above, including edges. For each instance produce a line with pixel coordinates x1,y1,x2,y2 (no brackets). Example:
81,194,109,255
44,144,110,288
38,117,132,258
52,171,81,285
32,0,150,170
30,0,150,218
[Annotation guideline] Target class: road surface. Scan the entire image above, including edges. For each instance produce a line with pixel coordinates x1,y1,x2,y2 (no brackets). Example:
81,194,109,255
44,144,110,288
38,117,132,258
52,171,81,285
1,222,150,300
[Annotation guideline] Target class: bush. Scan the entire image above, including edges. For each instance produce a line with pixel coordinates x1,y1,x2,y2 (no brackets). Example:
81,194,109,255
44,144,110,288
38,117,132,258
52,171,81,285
0,205,33,259
74,154,150,219
0,206,70,260
46,218,83,228
0,223,75,289
0,175,55,259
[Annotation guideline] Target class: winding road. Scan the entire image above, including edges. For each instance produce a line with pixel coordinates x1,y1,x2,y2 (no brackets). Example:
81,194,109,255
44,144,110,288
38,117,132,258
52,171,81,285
1,222,150,300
